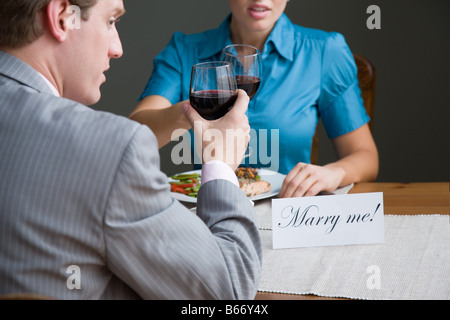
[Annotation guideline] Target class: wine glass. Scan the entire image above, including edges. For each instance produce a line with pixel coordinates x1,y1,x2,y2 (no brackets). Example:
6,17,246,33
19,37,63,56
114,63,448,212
189,61,238,120
220,44,262,99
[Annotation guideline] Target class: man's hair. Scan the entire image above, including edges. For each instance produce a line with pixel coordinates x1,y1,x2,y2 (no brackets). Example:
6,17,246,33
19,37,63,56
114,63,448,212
0,0,98,48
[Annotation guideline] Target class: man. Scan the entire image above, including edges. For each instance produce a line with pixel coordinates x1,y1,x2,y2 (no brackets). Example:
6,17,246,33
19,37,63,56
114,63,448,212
0,0,261,299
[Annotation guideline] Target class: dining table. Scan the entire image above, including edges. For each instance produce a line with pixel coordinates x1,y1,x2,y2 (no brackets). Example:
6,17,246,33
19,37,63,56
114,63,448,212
253,182,450,300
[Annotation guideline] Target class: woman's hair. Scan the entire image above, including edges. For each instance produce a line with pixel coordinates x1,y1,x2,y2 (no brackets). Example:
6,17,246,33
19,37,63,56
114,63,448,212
0,0,98,48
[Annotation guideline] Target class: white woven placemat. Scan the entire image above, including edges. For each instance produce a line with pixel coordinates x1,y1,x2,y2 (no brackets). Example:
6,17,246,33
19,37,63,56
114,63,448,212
258,215,450,300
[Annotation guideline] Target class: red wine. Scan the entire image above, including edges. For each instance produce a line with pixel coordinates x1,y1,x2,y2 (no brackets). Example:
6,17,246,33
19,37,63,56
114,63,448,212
189,90,238,120
236,75,260,99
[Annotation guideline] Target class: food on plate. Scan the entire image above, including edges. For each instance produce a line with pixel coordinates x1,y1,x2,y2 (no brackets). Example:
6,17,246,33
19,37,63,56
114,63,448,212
235,167,271,197
169,173,201,198
170,168,271,199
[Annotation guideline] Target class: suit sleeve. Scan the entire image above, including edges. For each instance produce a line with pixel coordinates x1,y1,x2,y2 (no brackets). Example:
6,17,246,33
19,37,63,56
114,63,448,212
103,125,262,299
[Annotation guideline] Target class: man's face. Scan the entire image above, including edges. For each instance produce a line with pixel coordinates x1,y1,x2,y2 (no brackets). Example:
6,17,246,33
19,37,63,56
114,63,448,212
62,0,125,105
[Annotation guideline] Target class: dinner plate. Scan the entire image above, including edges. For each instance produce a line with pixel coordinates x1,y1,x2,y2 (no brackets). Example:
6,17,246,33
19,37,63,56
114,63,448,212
169,169,285,203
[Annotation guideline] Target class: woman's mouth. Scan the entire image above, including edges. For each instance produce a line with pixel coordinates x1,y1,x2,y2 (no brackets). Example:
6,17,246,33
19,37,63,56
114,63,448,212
248,5,270,19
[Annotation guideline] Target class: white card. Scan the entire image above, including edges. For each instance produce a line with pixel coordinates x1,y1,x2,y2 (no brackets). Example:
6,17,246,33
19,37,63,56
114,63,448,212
272,192,384,249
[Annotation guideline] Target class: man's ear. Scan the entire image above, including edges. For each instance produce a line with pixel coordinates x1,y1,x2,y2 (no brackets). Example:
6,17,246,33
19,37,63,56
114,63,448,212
45,0,73,42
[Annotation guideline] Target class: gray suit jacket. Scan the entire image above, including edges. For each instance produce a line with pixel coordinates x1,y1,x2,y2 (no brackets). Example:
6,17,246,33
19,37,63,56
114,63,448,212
0,51,262,299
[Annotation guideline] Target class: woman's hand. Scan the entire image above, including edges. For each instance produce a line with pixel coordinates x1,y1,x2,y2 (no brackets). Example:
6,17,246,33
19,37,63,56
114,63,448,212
279,124,378,198
279,162,346,198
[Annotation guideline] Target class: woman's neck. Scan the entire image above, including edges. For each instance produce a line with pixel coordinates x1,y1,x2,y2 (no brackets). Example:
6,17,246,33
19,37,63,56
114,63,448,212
229,19,273,52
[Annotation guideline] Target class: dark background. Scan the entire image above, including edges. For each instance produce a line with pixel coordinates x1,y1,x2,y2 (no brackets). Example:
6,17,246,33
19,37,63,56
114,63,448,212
92,0,450,182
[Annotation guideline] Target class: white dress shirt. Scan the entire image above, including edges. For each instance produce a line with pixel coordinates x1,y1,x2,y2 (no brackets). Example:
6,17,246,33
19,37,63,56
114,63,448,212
37,72,60,97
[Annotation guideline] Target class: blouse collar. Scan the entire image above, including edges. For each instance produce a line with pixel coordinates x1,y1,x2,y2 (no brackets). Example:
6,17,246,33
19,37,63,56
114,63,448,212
198,13,295,62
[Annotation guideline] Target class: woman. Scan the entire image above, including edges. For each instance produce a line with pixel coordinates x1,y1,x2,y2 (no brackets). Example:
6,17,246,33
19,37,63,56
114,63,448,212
130,0,378,197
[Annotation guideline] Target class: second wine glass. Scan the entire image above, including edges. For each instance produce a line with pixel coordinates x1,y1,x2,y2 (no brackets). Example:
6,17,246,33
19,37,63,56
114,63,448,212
220,44,262,99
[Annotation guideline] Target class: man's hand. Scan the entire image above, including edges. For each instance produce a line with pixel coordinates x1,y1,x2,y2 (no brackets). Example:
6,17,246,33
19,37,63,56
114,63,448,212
183,90,250,171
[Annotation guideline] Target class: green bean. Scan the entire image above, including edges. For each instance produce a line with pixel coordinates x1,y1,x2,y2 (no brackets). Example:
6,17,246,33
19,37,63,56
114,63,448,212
170,173,201,180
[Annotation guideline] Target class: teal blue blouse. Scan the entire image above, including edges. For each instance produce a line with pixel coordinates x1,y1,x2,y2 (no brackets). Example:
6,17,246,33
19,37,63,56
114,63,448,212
140,14,369,174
